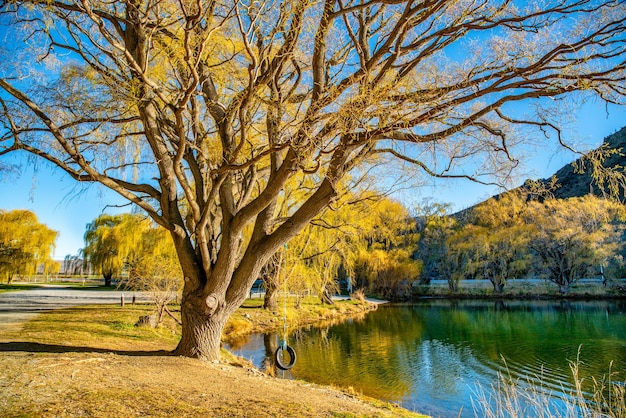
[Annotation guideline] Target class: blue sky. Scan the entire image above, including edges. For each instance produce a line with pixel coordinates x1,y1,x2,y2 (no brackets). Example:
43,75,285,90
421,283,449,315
0,154,130,259
1,97,624,259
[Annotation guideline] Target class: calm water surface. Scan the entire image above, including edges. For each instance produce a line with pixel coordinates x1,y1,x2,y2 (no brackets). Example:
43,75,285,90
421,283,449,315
228,300,626,417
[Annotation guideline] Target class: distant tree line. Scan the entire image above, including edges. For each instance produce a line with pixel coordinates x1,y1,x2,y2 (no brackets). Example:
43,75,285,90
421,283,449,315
416,193,626,295
3,192,623,300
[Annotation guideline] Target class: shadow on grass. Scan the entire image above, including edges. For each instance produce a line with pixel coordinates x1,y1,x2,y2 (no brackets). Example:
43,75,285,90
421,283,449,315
0,341,172,356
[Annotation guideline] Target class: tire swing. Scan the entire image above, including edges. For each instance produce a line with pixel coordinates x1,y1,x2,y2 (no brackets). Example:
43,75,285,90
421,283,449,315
274,340,297,371
275,246,296,371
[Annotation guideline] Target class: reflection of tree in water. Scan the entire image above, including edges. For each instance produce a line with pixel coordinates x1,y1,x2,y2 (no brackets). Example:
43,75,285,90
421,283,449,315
228,302,625,416
299,303,623,403
414,301,626,393
263,332,278,373
224,334,251,351
285,309,423,401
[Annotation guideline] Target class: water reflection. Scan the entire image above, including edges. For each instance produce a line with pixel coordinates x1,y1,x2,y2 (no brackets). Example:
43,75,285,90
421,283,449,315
228,300,626,417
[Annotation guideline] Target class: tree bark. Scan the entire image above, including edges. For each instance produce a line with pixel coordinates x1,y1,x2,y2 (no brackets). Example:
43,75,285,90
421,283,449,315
261,253,282,311
263,278,279,311
321,284,335,305
174,291,228,361
103,271,113,287
490,274,505,294
492,281,505,294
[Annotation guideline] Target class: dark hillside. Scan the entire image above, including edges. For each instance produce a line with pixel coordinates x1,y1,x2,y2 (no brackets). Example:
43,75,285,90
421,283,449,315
547,126,626,200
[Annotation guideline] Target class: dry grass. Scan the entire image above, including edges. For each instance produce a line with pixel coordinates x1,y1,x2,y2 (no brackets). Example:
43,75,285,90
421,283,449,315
0,300,422,418
0,351,422,418
471,353,626,418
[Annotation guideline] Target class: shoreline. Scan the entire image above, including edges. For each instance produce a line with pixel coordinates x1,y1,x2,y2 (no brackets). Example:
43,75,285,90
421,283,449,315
223,296,381,344
402,278,626,302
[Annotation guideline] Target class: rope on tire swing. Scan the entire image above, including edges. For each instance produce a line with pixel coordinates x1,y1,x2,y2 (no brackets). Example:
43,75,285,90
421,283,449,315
274,245,296,371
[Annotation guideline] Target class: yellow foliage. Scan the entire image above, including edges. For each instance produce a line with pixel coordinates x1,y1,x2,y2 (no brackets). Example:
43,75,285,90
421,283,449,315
438,193,626,293
83,213,150,280
0,210,58,282
280,193,421,300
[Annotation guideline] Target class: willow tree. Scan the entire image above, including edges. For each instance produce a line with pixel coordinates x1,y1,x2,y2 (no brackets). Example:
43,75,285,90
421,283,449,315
83,213,150,286
453,192,533,293
0,209,58,283
124,226,183,325
1,1,625,360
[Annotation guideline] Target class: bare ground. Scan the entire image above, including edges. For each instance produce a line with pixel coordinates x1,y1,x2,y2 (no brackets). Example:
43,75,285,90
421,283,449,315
0,347,420,418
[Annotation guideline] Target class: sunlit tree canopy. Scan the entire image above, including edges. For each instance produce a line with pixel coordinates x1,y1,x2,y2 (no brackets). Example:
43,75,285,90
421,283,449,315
0,209,58,282
416,193,626,294
83,213,150,286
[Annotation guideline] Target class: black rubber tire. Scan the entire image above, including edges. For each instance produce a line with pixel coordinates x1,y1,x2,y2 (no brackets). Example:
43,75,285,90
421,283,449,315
274,345,297,370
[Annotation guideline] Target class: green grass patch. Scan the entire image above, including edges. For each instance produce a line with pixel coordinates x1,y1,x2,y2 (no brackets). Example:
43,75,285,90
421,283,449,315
13,304,181,352
0,283,42,293
61,284,118,291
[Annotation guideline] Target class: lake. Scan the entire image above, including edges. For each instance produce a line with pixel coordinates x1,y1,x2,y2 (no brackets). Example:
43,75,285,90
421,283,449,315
227,300,626,417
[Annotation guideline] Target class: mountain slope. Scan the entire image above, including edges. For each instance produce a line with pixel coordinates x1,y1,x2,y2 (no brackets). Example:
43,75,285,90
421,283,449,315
546,125,626,199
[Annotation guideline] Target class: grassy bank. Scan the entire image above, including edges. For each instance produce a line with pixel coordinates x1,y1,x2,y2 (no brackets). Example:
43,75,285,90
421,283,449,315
0,298,424,418
0,297,377,352
225,297,377,342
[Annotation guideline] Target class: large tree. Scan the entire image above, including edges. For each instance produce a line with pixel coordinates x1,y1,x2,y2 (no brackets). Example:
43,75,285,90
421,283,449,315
452,192,533,293
1,0,625,360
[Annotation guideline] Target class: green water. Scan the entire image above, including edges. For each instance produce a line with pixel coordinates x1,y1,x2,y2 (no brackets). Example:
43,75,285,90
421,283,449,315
230,300,626,417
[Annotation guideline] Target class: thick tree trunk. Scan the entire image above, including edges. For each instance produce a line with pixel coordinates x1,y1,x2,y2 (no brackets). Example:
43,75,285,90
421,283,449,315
264,279,279,311
103,272,113,287
558,284,570,295
321,285,335,305
174,292,229,361
493,281,505,293
490,276,505,294
261,253,282,311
